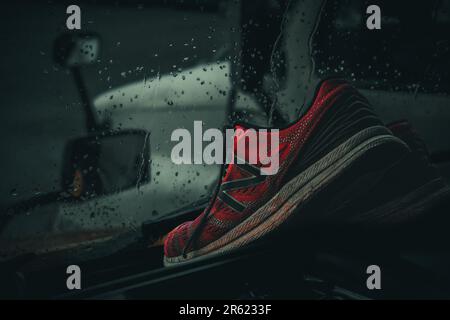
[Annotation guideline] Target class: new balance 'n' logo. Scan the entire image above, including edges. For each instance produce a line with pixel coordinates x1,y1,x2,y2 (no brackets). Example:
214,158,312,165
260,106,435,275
217,157,267,213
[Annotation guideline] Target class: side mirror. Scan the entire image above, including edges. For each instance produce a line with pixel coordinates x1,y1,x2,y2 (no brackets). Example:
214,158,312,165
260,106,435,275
53,32,101,68
62,130,150,199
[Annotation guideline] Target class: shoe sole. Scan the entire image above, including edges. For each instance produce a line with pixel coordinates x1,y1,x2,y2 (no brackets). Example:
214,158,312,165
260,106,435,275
164,126,448,266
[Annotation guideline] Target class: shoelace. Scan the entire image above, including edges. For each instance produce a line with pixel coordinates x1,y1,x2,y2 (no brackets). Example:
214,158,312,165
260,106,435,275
180,120,279,257
181,125,231,258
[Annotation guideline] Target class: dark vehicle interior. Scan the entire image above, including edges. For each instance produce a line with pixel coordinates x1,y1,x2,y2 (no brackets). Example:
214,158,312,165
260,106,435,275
1,0,450,299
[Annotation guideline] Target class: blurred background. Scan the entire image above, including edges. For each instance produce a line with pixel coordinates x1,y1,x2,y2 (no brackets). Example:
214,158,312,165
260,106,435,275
0,0,237,209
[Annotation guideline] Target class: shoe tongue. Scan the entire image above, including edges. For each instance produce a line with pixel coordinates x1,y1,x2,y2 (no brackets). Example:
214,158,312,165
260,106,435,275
230,124,277,168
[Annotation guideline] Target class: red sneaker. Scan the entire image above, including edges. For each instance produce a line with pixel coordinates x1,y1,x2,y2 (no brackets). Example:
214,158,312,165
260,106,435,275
163,79,435,266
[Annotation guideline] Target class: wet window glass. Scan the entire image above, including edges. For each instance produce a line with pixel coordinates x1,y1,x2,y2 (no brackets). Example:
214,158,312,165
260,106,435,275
0,0,240,262
1,1,449,296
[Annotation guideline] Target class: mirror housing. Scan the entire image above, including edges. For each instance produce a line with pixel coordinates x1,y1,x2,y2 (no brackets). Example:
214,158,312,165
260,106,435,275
62,130,150,199
54,32,101,68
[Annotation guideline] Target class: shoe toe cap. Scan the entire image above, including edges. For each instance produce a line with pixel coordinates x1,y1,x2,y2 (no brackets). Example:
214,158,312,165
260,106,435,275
164,221,192,258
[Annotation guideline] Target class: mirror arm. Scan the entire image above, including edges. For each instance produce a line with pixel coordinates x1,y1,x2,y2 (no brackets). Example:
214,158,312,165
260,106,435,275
70,66,98,132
